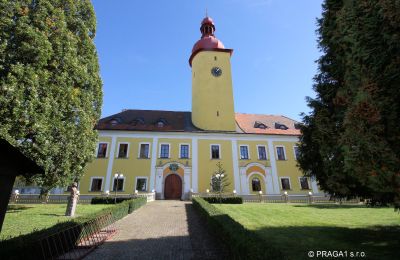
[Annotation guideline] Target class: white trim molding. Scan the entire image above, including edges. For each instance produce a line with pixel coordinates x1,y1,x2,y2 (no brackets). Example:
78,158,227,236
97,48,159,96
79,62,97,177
138,142,151,159
231,140,241,194
116,142,130,158
239,144,250,160
135,176,148,192
275,145,287,160
192,137,199,192
158,143,171,159
89,177,104,192
267,141,281,194
104,137,117,191
149,137,158,191
210,144,221,159
179,143,191,159
256,145,268,160
279,176,292,191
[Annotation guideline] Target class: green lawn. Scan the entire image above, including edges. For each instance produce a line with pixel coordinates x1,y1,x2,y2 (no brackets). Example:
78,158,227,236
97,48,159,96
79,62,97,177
215,203,400,260
1,204,112,240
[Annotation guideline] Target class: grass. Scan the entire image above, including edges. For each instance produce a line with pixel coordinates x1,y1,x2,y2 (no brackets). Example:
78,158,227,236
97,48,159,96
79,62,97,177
214,203,400,260
1,204,113,240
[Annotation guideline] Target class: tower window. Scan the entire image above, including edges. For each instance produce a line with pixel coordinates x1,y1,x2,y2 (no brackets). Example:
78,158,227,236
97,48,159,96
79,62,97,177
217,111,219,117
211,145,220,159
214,56,217,61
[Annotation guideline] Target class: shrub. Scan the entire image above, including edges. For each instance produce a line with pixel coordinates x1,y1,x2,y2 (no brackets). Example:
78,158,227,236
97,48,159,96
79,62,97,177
0,198,146,259
192,197,284,259
202,196,243,204
91,197,132,204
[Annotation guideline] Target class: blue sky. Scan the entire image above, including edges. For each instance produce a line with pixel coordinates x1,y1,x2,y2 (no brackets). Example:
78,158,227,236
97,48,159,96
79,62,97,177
92,0,323,121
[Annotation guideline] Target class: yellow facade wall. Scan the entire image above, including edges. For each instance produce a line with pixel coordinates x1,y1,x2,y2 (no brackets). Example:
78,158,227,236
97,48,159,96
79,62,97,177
197,139,234,192
156,138,192,167
273,141,308,194
237,140,270,167
191,51,236,131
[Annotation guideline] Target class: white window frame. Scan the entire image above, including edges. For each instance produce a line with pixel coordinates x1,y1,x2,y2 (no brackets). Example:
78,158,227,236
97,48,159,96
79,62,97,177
280,177,292,190
138,142,151,159
95,142,109,158
239,145,250,160
179,143,190,159
293,146,300,160
210,144,221,159
116,142,130,158
89,177,104,192
298,176,310,190
275,145,287,160
256,145,268,160
135,176,148,192
159,143,171,159
112,176,126,192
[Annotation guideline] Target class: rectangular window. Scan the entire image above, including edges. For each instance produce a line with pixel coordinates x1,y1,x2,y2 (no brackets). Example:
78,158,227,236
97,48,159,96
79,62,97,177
180,144,189,159
240,146,249,159
139,143,150,158
118,143,128,158
276,146,286,160
293,146,300,160
299,177,310,190
136,178,147,192
97,143,108,158
90,178,103,192
113,178,124,191
258,146,267,160
160,144,170,158
281,178,291,190
211,145,220,159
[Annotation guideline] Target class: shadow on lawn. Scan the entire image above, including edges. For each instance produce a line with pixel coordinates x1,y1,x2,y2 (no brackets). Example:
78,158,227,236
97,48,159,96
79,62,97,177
6,205,33,213
253,225,400,260
293,204,376,209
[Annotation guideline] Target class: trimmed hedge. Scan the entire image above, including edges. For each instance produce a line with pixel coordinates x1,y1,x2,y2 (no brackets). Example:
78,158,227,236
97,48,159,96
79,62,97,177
0,198,147,260
192,197,284,259
91,197,132,204
202,196,243,204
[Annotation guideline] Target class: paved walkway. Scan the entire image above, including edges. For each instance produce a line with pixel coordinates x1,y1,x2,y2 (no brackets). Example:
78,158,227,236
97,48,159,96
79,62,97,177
84,200,228,260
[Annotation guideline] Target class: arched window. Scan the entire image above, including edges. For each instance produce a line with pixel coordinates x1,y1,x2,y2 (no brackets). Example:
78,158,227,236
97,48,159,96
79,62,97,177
252,177,261,192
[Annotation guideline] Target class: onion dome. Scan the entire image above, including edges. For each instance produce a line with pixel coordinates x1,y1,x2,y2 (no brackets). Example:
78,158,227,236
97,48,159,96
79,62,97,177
189,16,232,66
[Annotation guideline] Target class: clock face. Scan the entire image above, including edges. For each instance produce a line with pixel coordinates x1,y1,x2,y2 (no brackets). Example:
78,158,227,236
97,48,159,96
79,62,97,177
211,67,222,77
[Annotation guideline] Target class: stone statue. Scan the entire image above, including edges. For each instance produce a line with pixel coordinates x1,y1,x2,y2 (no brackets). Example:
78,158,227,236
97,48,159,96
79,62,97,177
65,182,78,216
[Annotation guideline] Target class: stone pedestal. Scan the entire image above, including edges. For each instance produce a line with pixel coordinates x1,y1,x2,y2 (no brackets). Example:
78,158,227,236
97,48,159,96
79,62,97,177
65,182,78,217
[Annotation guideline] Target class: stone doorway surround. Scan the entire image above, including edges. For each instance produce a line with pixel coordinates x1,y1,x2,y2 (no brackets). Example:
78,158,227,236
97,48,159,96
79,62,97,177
239,162,278,194
155,162,191,200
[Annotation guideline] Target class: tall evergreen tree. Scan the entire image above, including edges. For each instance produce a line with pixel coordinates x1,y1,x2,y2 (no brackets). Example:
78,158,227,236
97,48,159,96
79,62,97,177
0,0,102,192
298,0,400,208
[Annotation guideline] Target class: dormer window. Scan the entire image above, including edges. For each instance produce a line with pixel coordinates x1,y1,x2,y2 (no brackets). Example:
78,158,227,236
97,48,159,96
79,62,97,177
156,118,167,128
254,121,267,129
275,123,288,130
109,118,121,126
132,117,145,126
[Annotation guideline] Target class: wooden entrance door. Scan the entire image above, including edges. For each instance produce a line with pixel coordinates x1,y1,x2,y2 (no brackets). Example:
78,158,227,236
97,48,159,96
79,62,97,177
164,174,182,200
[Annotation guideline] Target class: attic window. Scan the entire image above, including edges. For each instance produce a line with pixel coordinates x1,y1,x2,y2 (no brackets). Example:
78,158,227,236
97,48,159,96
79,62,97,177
254,121,267,129
156,118,167,128
109,118,120,126
275,123,288,130
294,123,302,130
132,117,145,126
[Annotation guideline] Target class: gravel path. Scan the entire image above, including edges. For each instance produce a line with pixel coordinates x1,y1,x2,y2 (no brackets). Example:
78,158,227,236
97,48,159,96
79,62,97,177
84,200,228,260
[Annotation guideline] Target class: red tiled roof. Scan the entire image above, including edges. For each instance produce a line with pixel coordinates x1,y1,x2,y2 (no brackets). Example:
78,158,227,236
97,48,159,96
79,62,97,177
235,113,301,135
96,109,301,136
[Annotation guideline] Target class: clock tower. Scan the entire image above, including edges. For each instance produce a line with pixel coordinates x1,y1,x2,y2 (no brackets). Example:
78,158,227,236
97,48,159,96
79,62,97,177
189,16,236,131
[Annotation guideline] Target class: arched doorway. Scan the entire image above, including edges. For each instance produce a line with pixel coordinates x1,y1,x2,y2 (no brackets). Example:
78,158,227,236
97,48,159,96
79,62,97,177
164,174,182,200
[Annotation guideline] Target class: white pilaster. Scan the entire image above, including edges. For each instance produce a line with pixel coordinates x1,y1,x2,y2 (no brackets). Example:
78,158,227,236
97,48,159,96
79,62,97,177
184,167,191,196
265,168,274,194
231,140,241,194
191,137,198,192
239,168,249,194
311,175,319,194
155,167,163,194
149,137,158,191
267,140,281,194
105,136,117,191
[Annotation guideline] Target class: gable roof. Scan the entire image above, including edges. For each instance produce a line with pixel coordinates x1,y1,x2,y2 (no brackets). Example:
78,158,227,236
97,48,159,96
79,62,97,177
96,109,301,136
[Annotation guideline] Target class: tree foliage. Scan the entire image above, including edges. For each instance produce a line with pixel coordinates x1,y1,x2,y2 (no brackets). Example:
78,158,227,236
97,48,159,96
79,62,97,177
210,162,230,194
0,0,102,191
298,0,400,208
